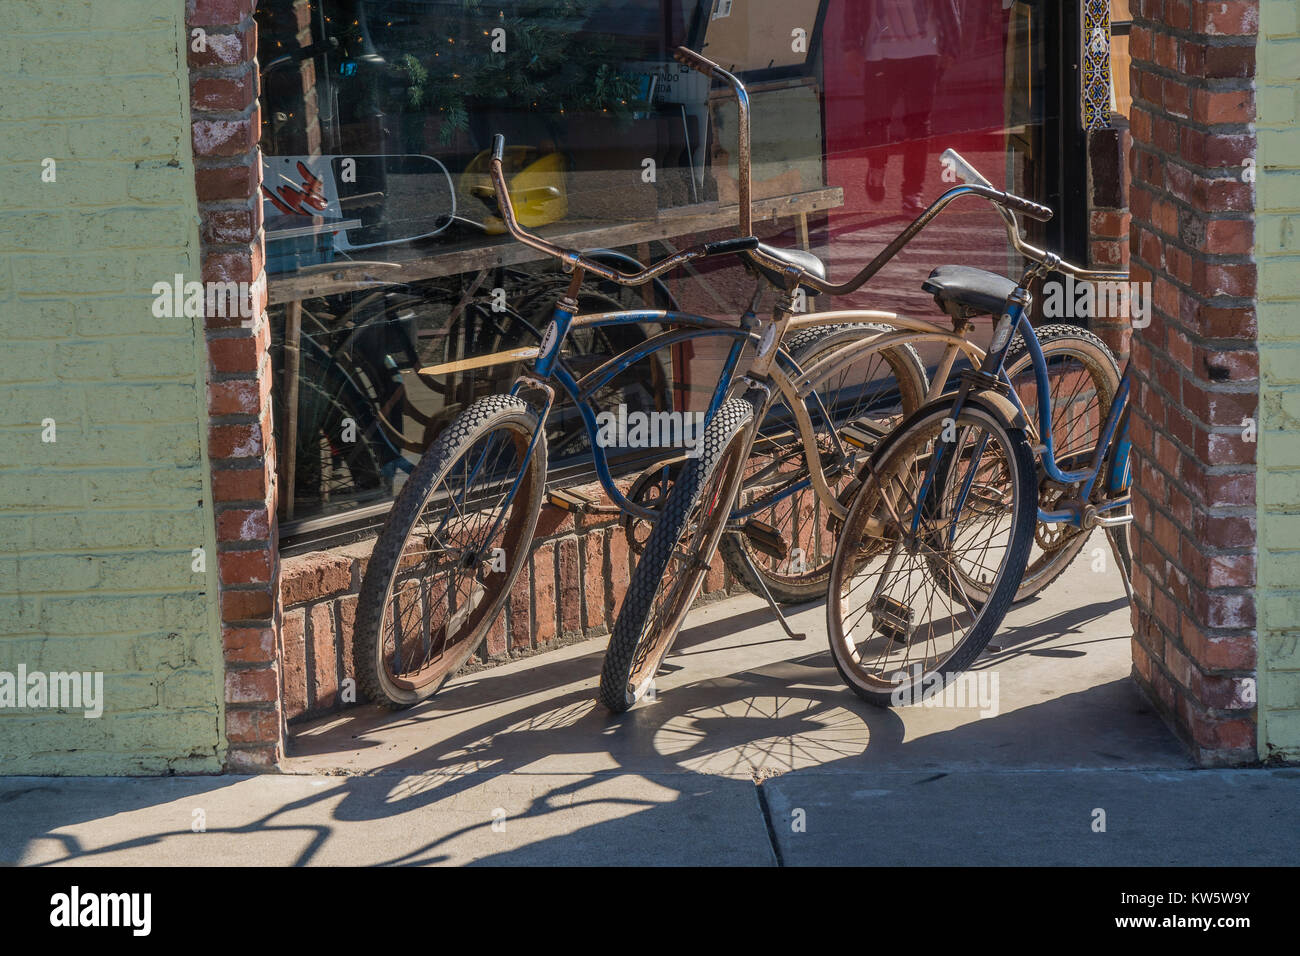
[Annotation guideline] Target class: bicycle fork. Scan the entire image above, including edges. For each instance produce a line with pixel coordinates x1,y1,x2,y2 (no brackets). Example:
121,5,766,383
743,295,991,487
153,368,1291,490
725,289,810,641
911,285,1031,538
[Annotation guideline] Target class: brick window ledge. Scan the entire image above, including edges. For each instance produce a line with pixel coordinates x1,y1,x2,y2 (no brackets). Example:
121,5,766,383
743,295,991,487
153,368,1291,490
279,480,743,723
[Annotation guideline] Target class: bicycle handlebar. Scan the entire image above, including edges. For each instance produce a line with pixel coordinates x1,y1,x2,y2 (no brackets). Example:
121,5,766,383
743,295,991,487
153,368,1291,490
942,148,1127,283
487,46,757,287
672,46,751,235
489,134,761,286
744,181,1062,298
671,46,720,79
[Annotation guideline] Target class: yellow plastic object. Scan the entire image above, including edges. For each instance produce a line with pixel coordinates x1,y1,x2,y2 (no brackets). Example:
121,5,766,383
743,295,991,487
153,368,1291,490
465,146,568,234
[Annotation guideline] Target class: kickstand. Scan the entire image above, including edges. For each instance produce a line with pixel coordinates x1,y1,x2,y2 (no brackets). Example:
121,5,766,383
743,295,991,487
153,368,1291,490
732,542,807,641
1106,527,1134,602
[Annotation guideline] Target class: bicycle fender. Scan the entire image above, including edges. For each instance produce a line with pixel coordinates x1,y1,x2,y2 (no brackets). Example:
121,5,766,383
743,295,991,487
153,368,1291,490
934,387,1030,434
419,347,539,377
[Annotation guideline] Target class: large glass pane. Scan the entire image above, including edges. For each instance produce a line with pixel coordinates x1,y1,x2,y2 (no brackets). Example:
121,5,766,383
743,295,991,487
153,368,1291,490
256,0,1057,540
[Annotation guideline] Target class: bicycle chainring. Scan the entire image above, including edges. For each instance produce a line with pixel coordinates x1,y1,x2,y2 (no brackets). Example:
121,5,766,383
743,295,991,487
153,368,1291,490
621,458,686,555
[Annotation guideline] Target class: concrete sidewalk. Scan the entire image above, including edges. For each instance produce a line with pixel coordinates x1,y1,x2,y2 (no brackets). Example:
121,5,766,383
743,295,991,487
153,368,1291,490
4,543,1296,866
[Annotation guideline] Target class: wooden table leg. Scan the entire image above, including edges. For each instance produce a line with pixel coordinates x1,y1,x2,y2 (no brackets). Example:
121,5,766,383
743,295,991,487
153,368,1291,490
281,300,302,521
796,211,816,313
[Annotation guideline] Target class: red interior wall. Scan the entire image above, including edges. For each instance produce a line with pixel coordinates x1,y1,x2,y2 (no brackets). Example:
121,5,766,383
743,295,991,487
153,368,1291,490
820,0,1019,316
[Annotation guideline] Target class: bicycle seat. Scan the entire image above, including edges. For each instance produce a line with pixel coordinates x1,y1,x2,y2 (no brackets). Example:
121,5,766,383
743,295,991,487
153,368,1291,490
922,265,1017,317
744,243,827,296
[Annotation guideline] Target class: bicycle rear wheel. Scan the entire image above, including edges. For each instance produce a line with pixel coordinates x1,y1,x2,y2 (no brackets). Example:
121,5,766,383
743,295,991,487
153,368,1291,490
826,401,1036,707
1003,325,1121,602
721,324,928,604
598,399,756,713
355,394,546,708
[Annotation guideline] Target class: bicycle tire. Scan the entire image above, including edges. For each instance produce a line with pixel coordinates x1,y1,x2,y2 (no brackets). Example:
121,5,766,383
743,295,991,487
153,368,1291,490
1109,524,1134,581
826,399,1037,707
1002,324,1122,602
598,399,756,713
354,394,546,708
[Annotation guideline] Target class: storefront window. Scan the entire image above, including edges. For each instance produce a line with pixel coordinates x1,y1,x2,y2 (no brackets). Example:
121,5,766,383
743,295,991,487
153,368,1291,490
258,0,1060,546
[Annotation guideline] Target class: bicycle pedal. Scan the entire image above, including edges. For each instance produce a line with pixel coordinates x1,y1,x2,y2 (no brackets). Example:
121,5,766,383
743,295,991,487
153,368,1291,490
1094,507,1134,527
871,595,914,645
741,519,788,560
547,487,597,513
841,417,889,452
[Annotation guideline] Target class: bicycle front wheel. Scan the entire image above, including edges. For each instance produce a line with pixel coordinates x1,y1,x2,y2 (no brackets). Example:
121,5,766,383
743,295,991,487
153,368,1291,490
598,399,756,713
826,401,1036,707
355,394,546,708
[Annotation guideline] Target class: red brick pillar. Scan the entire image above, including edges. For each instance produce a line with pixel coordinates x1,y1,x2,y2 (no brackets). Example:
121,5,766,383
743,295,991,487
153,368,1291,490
1088,125,1134,363
187,0,282,769
1127,0,1258,765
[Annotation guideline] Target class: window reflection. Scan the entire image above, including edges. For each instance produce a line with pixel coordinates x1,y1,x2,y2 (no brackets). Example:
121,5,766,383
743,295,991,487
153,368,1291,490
257,0,1056,538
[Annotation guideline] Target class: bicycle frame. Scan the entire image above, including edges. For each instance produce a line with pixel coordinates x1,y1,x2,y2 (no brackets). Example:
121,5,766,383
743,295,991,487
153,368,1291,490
532,306,753,522
418,264,996,540
470,299,970,525
910,280,1134,538
1004,322,1134,525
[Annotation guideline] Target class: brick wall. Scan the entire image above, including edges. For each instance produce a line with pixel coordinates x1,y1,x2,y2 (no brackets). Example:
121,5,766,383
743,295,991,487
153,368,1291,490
198,0,747,740
1088,124,1135,362
187,0,284,769
1126,0,1259,765
0,1,224,773
1253,0,1300,759
278,480,739,722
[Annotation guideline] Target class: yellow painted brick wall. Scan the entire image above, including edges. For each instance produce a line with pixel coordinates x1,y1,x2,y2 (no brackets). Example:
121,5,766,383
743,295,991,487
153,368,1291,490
1255,0,1300,760
0,1,223,772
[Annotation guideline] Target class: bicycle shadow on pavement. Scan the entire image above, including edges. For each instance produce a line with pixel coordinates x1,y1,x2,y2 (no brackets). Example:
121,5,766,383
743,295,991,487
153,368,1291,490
2,578,1184,865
